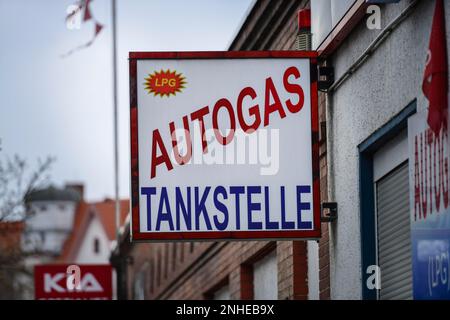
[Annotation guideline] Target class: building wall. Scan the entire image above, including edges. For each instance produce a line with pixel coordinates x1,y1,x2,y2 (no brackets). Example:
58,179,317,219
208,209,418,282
23,200,77,254
27,201,77,231
226,0,331,301
325,0,450,299
75,216,111,264
115,0,450,300
124,240,308,300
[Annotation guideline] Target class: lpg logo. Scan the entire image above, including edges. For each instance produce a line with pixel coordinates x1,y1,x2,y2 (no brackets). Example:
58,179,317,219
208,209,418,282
144,69,187,97
44,265,103,293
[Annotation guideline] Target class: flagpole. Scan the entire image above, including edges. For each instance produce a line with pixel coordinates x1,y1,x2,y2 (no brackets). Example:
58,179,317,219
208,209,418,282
112,0,121,247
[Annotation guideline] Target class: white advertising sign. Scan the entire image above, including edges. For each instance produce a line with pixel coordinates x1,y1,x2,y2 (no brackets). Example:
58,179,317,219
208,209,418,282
408,112,450,299
129,51,320,241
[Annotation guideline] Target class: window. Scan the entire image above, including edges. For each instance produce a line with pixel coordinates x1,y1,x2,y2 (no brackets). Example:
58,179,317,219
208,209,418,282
93,238,100,254
212,285,231,300
164,243,169,279
133,271,146,300
373,130,412,299
358,101,416,300
180,242,185,263
375,162,412,299
253,250,278,300
157,249,162,287
172,243,177,271
204,278,231,300
149,259,155,294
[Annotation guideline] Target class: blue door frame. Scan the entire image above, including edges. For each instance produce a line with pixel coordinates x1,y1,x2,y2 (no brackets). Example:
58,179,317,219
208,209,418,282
358,100,416,300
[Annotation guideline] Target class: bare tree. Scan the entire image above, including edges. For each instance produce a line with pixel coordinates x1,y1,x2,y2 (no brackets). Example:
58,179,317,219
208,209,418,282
0,154,55,299
0,155,55,222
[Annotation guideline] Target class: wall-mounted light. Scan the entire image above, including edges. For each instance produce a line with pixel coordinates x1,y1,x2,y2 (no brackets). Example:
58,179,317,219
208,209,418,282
297,9,312,51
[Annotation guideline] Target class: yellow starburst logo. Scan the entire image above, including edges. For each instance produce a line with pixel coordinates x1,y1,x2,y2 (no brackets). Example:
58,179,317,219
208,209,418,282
144,69,186,97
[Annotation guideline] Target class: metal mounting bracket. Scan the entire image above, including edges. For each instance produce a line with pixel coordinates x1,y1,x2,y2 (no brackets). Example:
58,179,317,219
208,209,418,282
321,202,338,222
318,66,335,91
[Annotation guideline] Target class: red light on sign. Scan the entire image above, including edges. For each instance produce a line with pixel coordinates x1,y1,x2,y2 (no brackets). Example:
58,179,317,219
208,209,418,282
34,264,112,300
298,9,311,30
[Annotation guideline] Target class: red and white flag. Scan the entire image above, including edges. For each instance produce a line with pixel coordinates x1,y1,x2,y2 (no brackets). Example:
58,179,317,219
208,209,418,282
423,0,448,136
63,0,103,57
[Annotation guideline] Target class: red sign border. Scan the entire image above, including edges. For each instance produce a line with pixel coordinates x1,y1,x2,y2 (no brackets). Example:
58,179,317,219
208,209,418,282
129,51,321,242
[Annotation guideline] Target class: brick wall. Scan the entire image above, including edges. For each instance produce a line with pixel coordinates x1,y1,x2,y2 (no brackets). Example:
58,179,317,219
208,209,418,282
125,240,309,300
318,91,331,299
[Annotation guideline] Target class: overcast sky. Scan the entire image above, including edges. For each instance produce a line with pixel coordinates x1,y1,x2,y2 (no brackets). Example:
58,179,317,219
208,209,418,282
0,0,253,201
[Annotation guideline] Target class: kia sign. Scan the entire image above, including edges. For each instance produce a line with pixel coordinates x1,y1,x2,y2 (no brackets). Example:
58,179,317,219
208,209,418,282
130,51,320,241
34,264,112,300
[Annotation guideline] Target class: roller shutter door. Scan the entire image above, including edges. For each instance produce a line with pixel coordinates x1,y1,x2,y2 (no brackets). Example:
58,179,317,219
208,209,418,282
376,161,412,300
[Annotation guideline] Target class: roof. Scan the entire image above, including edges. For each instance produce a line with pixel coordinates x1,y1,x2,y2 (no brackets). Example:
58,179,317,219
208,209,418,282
25,185,81,203
225,0,257,50
0,220,24,231
0,221,25,254
93,199,130,240
57,199,129,263
228,0,307,51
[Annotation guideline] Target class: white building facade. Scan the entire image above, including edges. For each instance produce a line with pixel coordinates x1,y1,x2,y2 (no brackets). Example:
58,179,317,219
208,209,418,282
310,0,450,299
20,185,82,298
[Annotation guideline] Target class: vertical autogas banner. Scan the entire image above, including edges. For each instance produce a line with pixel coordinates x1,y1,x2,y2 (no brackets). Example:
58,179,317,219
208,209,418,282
408,112,450,299
129,51,320,242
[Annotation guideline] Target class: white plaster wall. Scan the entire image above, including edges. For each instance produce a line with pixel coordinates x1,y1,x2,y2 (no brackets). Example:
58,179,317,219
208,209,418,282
74,216,111,264
27,201,76,231
324,0,450,299
23,201,77,253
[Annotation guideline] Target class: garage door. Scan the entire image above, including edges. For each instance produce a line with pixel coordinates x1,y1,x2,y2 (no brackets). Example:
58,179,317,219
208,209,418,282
376,161,412,300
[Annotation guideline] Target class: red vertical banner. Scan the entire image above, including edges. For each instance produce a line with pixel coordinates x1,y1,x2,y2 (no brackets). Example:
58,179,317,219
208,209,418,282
423,0,448,136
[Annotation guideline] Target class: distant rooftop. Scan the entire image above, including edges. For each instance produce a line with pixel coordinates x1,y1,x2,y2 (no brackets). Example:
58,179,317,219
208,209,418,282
25,185,82,203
